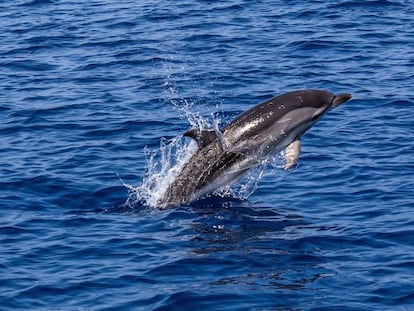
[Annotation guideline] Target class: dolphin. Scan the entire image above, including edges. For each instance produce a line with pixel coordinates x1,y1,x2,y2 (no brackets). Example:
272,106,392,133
157,89,351,208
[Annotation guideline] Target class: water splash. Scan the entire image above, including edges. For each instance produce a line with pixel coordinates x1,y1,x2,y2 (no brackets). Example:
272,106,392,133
124,97,216,208
125,136,197,208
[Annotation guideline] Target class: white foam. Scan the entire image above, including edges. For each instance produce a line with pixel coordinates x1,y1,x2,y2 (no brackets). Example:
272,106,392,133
125,137,197,208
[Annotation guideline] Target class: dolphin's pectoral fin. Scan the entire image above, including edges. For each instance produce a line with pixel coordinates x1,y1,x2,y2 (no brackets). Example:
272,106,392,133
284,139,301,170
184,128,218,148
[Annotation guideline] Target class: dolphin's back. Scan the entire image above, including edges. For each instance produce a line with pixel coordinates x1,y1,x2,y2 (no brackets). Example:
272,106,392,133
227,90,333,131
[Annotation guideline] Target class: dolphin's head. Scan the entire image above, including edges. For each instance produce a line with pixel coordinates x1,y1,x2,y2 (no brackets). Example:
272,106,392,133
256,89,353,156
265,90,352,148
302,90,352,123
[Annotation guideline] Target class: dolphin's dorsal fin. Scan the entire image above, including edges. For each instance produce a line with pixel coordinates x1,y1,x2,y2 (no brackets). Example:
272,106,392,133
284,139,301,170
183,129,218,148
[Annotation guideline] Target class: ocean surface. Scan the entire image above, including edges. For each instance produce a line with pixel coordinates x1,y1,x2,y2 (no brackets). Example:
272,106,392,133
1,0,414,310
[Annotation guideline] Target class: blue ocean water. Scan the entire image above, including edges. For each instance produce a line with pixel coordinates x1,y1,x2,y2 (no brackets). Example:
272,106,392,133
1,0,414,310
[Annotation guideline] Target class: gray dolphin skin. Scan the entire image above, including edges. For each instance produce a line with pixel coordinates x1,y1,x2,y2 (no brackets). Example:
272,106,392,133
158,89,352,208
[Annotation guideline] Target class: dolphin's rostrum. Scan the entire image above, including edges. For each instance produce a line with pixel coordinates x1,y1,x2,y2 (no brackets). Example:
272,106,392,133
158,89,352,208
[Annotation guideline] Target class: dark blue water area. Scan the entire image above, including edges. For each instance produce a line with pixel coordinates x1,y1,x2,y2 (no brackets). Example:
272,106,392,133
1,0,414,310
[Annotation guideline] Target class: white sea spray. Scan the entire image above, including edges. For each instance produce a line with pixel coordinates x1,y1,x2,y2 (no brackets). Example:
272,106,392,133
125,136,197,208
